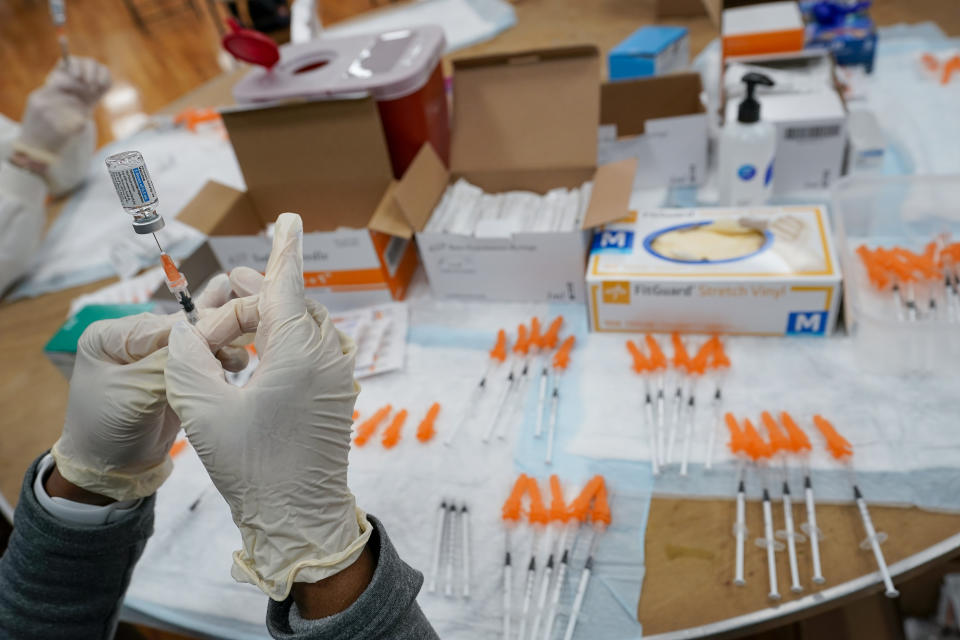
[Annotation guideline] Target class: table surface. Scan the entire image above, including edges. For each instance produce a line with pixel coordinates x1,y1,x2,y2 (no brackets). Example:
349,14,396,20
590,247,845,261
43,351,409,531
5,2,960,637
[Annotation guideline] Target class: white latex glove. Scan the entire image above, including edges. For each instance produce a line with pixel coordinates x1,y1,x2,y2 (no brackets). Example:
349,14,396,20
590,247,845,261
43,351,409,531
16,58,111,161
51,274,258,501
0,169,46,295
166,213,370,601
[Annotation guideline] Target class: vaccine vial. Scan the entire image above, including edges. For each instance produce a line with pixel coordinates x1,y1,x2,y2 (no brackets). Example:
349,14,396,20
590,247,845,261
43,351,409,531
105,150,165,234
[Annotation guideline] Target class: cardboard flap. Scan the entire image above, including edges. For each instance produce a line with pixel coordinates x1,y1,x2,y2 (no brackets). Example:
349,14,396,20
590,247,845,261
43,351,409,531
368,182,413,239
451,46,600,175
394,144,449,232
221,97,393,232
176,181,263,236
583,158,637,229
601,73,705,137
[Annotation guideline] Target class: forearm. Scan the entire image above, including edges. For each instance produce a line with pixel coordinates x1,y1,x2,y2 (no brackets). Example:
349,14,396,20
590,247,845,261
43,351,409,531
267,515,438,640
0,454,155,640
0,161,46,294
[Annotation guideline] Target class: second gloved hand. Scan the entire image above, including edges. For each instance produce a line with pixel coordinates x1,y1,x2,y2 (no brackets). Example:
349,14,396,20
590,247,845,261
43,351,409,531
51,274,257,502
16,58,111,161
166,212,370,601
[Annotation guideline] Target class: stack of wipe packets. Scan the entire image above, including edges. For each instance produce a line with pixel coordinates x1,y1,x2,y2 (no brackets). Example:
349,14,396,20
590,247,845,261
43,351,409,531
423,178,594,236
225,302,409,387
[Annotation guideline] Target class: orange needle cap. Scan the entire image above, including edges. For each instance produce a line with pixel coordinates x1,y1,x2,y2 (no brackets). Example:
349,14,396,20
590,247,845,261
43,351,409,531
381,409,408,449
542,316,564,350
779,411,811,453
644,334,667,370
626,340,649,374
415,403,441,443
490,329,509,362
354,404,392,447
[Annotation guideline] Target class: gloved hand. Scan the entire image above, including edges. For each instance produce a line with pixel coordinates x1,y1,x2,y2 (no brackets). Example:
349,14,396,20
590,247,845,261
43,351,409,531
16,58,111,162
51,274,258,502
166,213,369,601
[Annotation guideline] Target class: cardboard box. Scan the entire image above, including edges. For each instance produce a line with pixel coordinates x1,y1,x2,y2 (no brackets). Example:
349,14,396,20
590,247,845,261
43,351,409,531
406,46,636,303
655,0,720,25
177,97,421,311
722,1,805,59
599,73,708,189
724,89,847,195
608,26,690,80
586,205,842,336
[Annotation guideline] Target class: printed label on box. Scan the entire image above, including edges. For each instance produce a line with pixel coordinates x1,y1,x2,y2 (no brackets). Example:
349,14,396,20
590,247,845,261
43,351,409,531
585,205,841,335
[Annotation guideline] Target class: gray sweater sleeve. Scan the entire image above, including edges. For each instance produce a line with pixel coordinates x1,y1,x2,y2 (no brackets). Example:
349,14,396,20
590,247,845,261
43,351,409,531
267,515,439,640
0,456,435,640
0,455,155,640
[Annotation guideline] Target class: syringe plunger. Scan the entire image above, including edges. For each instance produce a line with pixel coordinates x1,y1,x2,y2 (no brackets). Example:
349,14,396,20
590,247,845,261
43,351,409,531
105,151,164,234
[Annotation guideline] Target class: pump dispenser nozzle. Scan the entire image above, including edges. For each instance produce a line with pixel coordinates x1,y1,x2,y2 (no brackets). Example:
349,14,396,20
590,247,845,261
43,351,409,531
738,73,775,124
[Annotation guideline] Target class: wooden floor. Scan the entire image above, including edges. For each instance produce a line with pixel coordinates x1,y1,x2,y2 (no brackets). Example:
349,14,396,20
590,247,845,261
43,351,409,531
4,0,957,150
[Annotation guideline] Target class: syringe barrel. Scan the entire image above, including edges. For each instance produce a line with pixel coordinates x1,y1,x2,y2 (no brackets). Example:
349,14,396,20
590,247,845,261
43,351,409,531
105,151,164,234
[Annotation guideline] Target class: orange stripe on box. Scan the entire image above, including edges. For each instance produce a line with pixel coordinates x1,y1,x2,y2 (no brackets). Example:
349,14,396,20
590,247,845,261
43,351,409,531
303,269,386,288
723,29,805,59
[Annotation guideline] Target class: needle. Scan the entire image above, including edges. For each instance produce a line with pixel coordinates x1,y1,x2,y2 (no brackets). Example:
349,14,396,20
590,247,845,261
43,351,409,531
445,329,508,445
545,336,575,465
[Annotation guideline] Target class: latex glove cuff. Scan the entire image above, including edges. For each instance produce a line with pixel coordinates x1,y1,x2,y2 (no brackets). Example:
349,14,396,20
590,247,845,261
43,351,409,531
10,141,57,169
51,439,173,502
231,507,373,601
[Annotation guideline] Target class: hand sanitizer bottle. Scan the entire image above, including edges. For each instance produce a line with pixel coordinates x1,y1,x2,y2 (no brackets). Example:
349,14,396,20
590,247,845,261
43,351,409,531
719,72,776,206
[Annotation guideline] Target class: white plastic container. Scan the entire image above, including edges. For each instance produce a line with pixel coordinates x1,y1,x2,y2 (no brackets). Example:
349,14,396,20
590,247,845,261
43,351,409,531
833,175,960,375
718,72,776,206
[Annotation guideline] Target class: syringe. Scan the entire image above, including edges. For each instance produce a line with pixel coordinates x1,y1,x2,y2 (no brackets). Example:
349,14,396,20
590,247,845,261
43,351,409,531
726,414,748,586
779,411,824,584
704,338,731,471
626,339,659,476
562,481,611,640
533,317,564,438
545,335,575,465
427,500,446,593
644,335,668,467
762,411,804,594
854,484,899,598
48,0,69,68
160,253,200,324
666,333,692,465
445,329,508,446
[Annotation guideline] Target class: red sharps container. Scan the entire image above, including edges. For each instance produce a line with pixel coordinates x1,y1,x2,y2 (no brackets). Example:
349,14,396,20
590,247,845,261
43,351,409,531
232,26,449,178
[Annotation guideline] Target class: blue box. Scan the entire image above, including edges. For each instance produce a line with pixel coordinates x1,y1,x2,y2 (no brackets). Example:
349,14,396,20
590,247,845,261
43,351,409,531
800,1,877,73
608,26,689,81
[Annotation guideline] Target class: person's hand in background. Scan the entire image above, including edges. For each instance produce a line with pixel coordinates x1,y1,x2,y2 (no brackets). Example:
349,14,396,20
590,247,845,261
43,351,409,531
49,274,258,503
165,213,371,609
14,58,111,168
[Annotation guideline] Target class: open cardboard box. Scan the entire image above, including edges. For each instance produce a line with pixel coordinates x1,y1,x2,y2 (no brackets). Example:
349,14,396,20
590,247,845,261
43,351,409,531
599,73,708,189
399,45,636,303
177,97,421,310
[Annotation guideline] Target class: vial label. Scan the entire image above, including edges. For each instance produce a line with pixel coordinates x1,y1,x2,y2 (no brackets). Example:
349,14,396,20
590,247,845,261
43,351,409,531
109,164,158,209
